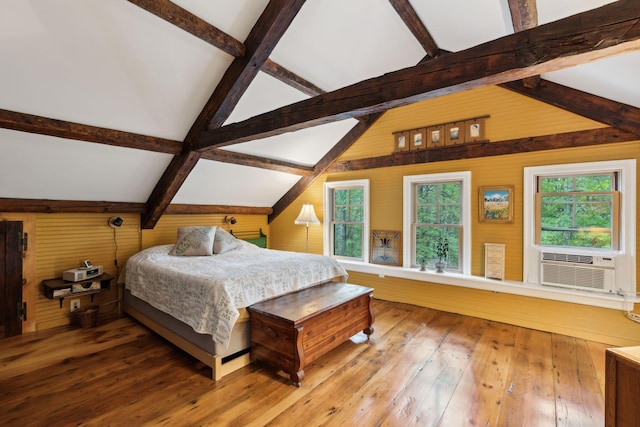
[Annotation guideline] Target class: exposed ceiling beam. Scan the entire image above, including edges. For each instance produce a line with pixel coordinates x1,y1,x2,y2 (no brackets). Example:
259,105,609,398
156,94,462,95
508,0,538,32
164,204,272,215
387,0,439,57
507,0,540,88
501,79,640,137
195,0,640,151
127,0,245,58
0,198,146,214
141,0,307,229
200,149,315,176
0,109,182,154
269,112,383,222
261,59,325,97
325,127,639,173
141,151,201,228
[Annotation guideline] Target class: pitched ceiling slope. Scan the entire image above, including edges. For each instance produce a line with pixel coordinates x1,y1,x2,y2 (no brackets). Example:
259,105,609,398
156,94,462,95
0,0,639,228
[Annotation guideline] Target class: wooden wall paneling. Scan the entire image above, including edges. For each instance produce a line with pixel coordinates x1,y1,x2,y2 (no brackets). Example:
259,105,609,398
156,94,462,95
34,213,141,330
141,214,269,249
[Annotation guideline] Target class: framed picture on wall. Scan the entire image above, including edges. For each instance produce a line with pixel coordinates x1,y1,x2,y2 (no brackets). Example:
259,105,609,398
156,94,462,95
427,125,444,148
479,186,514,223
445,122,465,145
393,131,410,152
410,128,426,150
464,117,486,143
370,230,401,266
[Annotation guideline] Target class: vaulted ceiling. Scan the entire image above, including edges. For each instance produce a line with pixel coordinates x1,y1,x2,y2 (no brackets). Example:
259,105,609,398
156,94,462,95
1,0,639,228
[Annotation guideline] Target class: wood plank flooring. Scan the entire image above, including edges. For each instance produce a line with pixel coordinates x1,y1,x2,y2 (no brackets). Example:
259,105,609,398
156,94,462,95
0,300,610,426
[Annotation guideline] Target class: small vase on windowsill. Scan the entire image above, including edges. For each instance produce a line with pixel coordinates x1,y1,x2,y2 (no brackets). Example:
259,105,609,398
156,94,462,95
435,260,446,273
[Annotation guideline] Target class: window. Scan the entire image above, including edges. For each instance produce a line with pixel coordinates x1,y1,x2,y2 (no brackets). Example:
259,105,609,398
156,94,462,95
403,172,471,273
524,160,635,293
537,173,619,250
324,180,369,261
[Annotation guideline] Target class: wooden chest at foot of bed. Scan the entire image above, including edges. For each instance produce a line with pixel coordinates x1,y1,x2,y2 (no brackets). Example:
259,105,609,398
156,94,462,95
248,282,374,386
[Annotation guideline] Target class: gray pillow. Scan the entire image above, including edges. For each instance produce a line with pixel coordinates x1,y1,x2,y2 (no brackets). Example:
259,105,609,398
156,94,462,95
169,226,216,256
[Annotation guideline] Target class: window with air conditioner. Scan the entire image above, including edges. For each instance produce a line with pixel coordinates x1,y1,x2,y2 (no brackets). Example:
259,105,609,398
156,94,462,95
524,160,635,296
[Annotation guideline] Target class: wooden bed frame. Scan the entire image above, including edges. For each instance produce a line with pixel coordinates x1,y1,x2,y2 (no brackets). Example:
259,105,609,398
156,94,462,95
123,302,252,380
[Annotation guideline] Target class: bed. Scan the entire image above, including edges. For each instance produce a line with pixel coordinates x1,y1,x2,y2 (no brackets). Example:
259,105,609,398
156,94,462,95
122,226,347,380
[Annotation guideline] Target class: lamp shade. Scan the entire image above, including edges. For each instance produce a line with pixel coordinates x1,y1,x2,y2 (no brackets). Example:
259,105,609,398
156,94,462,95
294,203,320,226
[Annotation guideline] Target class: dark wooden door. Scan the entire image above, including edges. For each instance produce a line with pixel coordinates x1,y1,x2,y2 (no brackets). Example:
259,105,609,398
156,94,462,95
0,220,23,338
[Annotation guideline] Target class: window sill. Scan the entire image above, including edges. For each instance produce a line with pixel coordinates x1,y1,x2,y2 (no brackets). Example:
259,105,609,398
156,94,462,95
339,260,636,311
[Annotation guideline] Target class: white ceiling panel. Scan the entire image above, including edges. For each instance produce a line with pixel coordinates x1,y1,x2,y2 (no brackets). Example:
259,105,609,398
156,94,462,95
0,0,231,141
0,129,172,202
411,0,513,52
543,52,640,109
223,119,359,166
224,71,309,125
270,0,425,91
537,0,618,25
173,160,301,206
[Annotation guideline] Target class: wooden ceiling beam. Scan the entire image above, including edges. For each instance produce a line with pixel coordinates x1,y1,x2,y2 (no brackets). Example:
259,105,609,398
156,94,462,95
0,109,182,154
501,79,640,137
195,0,640,151
507,0,540,88
262,59,325,97
0,198,146,214
387,0,439,58
127,0,245,58
164,204,272,215
200,149,314,176
141,0,307,229
141,151,201,228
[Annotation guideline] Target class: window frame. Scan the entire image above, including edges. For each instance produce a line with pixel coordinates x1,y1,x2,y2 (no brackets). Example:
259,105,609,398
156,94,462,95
403,171,471,274
323,179,370,262
523,160,636,293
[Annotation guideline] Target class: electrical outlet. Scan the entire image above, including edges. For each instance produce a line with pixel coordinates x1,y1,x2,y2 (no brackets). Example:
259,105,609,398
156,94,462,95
70,299,80,312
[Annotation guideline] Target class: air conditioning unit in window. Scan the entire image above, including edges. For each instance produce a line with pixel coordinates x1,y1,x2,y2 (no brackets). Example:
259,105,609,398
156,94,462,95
540,252,615,293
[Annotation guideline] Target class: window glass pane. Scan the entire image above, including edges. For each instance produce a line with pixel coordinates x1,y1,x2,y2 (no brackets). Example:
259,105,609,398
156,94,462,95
415,226,459,269
440,182,461,204
417,205,437,223
417,184,437,204
575,175,612,192
540,177,573,192
349,189,363,205
333,224,362,258
440,205,460,224
334,189,348,205
334,206,348,222
350,206,364,222
540,230,611,248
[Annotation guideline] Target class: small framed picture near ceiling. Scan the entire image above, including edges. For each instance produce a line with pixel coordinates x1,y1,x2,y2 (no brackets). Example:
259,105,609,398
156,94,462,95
479,186,514,223
427,125,444,148
370,230,401,266
410,128,426,150
465,117,486,143
445,122,465,145
393,131,410,152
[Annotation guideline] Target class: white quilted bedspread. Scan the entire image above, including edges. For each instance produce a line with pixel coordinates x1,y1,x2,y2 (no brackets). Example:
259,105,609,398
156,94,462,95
125,243,348,347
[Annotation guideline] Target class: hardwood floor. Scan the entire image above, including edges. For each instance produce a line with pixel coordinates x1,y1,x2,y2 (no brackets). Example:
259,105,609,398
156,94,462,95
0,300,610,426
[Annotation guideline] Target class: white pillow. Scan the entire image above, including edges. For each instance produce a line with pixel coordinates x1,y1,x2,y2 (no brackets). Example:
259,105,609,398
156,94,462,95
213,227,243,254
169,226,216,256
